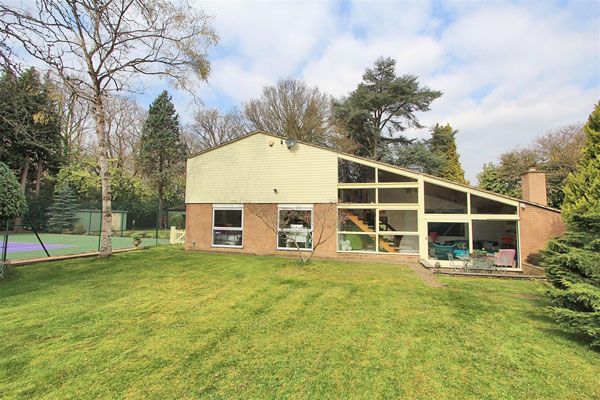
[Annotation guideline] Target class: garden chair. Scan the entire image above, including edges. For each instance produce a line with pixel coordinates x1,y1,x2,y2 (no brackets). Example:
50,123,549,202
493,249,516,268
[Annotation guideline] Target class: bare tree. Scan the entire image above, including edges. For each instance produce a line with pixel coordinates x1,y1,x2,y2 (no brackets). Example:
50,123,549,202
105,95,146,173
189,106,249,152
244,79,333,145
1,0,218,256
246,204,340,265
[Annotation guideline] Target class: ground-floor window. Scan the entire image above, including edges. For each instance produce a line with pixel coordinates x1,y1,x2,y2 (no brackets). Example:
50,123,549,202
277,205,313,250
337,208,419,254
212,206,243,248
427,219,519,268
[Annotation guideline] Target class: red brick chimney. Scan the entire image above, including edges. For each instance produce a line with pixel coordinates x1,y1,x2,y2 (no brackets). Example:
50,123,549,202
521,166,547,205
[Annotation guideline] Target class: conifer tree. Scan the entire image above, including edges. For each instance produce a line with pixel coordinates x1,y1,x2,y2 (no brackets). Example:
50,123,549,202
562,103,600,227
0,161,27,222
137,91,187,228
429,123,467,184
542,103,600,348
46,185,79,233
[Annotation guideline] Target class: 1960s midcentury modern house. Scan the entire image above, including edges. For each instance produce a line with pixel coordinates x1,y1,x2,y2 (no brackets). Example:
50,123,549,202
184,131,565,270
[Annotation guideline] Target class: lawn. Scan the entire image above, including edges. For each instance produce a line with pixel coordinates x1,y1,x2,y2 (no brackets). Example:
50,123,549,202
0,247,598,399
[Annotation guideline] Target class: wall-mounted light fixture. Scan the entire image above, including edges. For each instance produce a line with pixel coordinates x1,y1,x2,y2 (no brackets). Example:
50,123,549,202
274,188,278,193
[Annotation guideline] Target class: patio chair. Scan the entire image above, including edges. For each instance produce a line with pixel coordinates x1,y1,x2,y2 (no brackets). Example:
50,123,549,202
433,244,456,261
493,249,516,268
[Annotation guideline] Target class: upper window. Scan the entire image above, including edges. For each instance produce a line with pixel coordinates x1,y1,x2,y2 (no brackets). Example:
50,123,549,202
338,158,375,183
277,207,313,250
212,207,243,247
338,188,375,204
470,194,517,214
424,183,467,214
378,169,416,183
378,188,418,204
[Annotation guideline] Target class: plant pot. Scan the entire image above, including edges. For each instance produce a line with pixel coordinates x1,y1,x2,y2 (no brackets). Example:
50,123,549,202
133,240,141,247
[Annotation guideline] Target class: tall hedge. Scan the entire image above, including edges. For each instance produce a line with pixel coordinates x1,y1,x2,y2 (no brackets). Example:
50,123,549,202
543,103,600,348
0,161,27,222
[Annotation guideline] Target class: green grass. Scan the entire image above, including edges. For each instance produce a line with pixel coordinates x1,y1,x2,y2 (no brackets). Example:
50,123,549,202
2,233,170,261
0,246,598,399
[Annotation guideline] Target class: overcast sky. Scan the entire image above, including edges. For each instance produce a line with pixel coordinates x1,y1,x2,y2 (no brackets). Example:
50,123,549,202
8,0,600,182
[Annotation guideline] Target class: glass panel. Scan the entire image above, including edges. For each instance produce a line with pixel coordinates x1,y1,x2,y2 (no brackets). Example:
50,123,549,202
378,169,416,183
378,188,418,204
338,158,375,183
472,220,518,267
338,209,376,232
338,233,376,252
214,209,242,228
427,222,469,260
338,188,375,203
378,210,418,232
278,232,312,249
212,229,242,246
279,209,311,230
471,194,517,214
378,235,419,253
424,183,467,214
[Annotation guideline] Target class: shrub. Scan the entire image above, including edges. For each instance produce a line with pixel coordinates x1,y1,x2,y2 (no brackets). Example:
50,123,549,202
0,162,27,221
170,214,184,228
73,223,86,235
525,252,544,266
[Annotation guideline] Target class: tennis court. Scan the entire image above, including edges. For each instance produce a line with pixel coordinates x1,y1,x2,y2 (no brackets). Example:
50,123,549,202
1,233,169,261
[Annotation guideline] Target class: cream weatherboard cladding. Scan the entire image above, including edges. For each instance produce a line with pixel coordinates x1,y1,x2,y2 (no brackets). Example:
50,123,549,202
186,133,337,204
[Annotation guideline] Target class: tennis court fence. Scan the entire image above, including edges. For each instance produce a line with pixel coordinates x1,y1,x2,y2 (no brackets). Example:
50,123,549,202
1,197,180,263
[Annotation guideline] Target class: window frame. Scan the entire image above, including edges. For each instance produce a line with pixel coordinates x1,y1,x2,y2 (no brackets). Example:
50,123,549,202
277,205,314,251
212,205,244,248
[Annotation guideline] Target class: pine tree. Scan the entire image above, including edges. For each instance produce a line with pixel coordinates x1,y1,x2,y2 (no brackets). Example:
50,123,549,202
542,103,600,348
562,103,600,228
429,124,467,184
137,91,187,228
0,161,27,222
46,185,79,233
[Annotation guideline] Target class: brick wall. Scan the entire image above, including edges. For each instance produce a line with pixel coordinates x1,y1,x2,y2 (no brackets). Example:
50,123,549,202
519,203,566,261
184,203,418,263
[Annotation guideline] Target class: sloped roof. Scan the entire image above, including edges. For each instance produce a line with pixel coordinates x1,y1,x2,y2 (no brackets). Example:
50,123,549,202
187,130,561,213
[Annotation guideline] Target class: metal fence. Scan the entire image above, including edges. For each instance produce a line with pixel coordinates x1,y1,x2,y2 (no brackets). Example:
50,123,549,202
1,195,174,262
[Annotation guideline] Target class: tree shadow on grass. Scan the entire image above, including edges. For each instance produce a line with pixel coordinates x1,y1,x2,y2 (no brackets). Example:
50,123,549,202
524,307,595,350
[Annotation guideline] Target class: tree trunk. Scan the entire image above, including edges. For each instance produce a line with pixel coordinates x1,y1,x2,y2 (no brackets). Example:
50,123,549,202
94,95,112,257
35,158,41,199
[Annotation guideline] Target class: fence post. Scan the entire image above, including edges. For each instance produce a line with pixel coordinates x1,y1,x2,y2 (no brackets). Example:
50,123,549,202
170,226,176,244
2,219,9,263
97,210,102,252
120,201,125,237
155,199,160,246
87,206,92,235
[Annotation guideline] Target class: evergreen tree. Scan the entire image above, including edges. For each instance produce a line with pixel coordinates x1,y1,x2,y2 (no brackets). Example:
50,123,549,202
0,161,27,222
429,123,467,184
388,140,445,175
562,103,600,227
46,185,79,233
137,91,187,228
333,57,442,160
542,103,600,348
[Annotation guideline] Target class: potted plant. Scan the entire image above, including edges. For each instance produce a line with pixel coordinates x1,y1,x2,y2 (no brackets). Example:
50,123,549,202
132,233,142,247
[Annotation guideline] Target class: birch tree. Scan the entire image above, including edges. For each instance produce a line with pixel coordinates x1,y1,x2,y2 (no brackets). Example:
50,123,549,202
1,0,217,256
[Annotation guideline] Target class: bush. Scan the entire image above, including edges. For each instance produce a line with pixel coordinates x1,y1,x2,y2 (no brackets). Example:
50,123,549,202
170,214,184,229
525,252,544,266
0,162,27,221
72,223,86,235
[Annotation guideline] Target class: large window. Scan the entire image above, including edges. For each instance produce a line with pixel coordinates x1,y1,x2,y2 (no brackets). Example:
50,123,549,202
427,222,469,260
338,188,375,203
424,183,467,214
277,206,313,250
378,188,418,203
471,194,517,214
378,169,416,183
338,158,375,183
379,210,418,232
212,206,243,247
